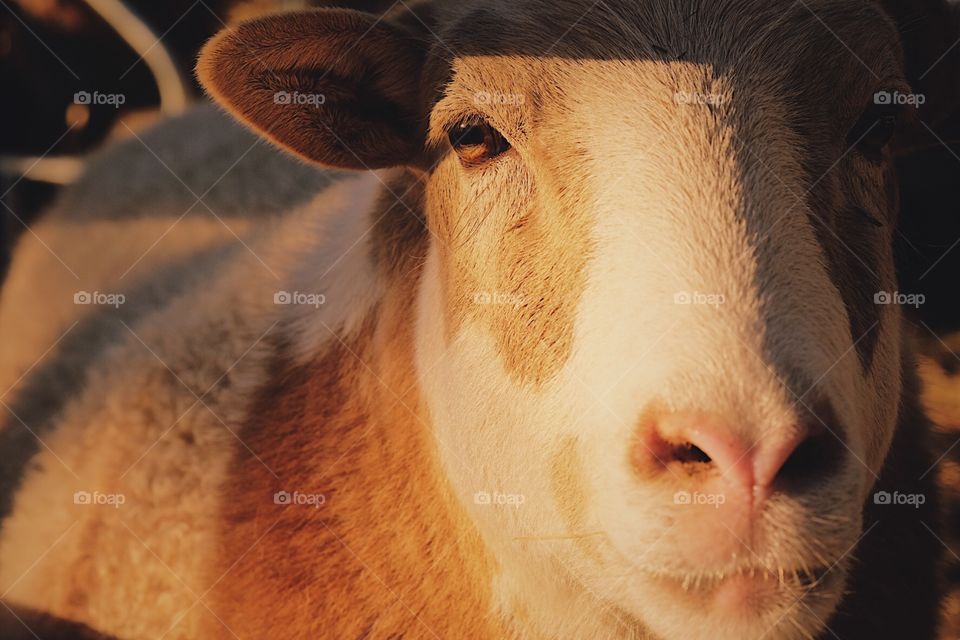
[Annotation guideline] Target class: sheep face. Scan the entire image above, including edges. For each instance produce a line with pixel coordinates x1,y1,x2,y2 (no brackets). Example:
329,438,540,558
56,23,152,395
410,3,906,638
199,2,918,637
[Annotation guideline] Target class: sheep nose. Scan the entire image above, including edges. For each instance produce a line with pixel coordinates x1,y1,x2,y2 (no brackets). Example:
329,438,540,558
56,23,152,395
633,406,842,502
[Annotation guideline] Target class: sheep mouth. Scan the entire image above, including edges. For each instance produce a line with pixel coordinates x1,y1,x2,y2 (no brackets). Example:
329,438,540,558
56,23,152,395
641,563,841,613
647,564,834,592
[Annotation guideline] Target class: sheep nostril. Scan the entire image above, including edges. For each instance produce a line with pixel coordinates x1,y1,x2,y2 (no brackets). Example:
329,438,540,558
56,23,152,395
634,405,847,498
773,427,842,492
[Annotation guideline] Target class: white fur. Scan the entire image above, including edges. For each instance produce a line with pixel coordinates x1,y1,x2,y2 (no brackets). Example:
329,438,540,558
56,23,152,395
0,159,383,638
415,58,902,640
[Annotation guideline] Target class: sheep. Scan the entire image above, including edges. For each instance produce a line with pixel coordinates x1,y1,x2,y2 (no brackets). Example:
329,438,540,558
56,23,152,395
1,1,958,638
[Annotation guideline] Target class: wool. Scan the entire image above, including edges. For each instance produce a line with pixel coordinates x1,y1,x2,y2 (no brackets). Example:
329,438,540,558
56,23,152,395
1,1,957,638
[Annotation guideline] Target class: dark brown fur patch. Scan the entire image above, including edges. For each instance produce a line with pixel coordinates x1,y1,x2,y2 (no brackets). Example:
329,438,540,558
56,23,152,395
0,603,117,639
772,3,902,371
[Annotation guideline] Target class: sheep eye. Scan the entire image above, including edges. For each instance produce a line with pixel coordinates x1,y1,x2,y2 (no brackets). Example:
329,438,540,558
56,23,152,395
849,101,903,162
447,120,511,165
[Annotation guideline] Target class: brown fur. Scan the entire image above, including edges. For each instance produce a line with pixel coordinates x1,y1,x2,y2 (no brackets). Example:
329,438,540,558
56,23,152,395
195,3,953,636
549,436,601,562
208,243,512,638
197,9,429,169
428,133,594,386
2,0,959,638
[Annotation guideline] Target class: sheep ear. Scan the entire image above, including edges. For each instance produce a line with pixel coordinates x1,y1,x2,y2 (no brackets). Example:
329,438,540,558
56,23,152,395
881,0,960,125
197,9,427,169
